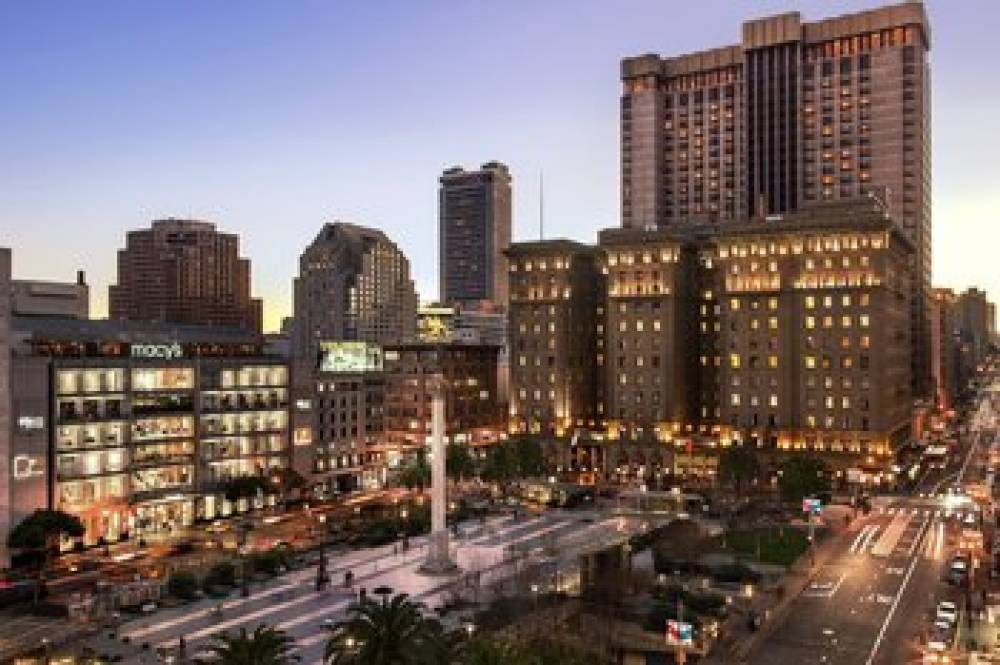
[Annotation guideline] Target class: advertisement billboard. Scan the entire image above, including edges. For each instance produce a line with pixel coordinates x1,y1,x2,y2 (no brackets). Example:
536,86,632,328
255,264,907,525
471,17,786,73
319,341,383,373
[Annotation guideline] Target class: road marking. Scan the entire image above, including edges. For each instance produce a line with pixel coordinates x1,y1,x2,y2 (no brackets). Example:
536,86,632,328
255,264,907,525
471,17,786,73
864,517,932,665
871,513,912,558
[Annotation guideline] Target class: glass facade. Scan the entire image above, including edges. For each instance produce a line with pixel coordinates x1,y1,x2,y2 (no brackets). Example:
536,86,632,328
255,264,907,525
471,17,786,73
52,360,290,547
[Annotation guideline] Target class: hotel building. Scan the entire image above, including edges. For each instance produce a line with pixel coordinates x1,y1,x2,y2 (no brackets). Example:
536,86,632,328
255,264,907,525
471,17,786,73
507,196,914,483
620,1,932,399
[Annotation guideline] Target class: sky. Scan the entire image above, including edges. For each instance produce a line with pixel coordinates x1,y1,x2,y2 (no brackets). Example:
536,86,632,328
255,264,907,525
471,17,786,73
1,0,998,333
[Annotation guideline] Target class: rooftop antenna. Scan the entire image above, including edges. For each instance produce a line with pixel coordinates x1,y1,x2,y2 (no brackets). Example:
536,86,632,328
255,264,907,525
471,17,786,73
539,171,544,240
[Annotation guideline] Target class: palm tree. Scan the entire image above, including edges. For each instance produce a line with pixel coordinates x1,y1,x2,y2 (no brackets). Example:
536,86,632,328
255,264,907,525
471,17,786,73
205,624,295,665
324,593,439,665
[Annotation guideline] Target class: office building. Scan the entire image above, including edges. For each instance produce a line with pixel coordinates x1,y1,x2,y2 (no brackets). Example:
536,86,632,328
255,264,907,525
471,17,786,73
290,222,418,489
382,342,503,465
507,197,914,483
12,271,89,319
109,219,262,333
621,2,932,397
439,162,512,310
294,341,385,495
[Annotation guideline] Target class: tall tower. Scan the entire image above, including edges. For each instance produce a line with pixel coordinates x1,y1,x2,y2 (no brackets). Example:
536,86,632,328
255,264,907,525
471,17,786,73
109,218,262,333
620,2,932,398
439,162,512,311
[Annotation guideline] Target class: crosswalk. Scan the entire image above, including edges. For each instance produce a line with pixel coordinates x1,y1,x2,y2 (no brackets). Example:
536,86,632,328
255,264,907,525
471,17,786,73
849,511,949,561
880,506,979,522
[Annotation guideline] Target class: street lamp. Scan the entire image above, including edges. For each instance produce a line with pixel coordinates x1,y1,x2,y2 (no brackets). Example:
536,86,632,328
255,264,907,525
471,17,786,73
316,514,330,591
238,520,251,598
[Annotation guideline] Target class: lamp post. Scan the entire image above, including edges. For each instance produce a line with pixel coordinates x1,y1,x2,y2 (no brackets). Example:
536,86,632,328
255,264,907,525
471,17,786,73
238,520,251,598
316,514,329,591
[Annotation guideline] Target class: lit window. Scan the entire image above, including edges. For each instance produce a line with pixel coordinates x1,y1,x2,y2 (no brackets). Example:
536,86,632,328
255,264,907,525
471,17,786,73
730,353,741,369
860,315,870,327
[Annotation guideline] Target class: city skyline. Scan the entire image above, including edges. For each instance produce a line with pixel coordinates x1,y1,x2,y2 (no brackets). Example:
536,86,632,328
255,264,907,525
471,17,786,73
2,0,997,333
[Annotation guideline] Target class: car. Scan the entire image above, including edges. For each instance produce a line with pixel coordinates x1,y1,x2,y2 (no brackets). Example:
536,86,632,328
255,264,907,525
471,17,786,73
963,512,978,527
927,620,953,651
936,600,959,625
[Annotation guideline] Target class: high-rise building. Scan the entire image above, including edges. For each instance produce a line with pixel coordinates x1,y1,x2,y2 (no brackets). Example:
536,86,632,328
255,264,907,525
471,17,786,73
930,288,961,410
290,222,418,489
956,287,993,370
439,162,512,310
621,2,931,397
109,219,262,333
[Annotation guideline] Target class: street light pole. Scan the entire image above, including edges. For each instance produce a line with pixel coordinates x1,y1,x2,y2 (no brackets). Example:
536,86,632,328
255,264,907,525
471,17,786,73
316,514,329,592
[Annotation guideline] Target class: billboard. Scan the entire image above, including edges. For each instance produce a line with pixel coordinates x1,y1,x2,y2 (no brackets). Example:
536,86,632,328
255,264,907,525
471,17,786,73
319,341,383,373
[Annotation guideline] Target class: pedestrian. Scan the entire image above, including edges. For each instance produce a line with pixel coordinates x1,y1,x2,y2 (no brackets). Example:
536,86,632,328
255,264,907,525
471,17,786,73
178,636,186,657
359,587,367,602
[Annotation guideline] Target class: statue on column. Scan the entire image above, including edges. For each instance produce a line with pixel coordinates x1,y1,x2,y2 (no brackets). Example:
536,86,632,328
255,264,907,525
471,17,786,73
419,373,459,575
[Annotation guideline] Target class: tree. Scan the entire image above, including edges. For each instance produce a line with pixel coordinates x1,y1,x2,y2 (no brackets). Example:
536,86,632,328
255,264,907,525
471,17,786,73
324,593,439,665
446,442,477,483
461,638,527,665
511,437,547,478
717,446,761,498
269,467,307,504
777,456,831,504
205,624,295,665
7,509,84,604
398,456,431,492
223,475,271,504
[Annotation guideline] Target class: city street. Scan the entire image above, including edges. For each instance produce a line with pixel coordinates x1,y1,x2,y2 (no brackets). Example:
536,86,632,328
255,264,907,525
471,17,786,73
750,396,992,665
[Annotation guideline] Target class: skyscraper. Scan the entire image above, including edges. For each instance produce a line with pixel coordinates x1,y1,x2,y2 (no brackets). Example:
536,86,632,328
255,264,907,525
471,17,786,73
439,162,512,310
620,2,931,397
109,219,262,333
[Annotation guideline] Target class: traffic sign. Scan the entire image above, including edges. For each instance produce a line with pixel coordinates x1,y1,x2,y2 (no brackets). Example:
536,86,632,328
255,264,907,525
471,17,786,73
666,620,694,646
802,498,823,515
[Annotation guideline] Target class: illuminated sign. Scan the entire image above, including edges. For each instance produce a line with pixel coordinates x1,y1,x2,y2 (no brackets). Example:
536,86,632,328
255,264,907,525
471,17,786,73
17,416,45,431
319,342,383,373
131,342,184,360
13,455,45,480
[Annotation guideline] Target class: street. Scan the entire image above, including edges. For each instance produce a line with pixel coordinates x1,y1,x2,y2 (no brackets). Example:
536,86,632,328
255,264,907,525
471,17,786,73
750,395,993,665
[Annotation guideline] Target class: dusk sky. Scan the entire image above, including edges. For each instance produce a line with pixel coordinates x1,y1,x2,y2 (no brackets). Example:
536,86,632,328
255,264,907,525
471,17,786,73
1,0,997,332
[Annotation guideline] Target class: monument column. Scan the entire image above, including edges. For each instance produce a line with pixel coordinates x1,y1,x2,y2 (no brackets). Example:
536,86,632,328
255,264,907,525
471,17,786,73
420,373,458,574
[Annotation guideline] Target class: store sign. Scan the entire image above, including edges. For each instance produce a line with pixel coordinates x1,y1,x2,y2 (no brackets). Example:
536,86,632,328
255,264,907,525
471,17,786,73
319,341,382,373
13,455,45,480
666,620,693,646
17,415,45,431
131,342,184,360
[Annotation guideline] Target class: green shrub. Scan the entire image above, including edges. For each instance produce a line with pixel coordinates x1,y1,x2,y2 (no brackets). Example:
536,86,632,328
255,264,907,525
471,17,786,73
167,571,199,601
203,560,236,589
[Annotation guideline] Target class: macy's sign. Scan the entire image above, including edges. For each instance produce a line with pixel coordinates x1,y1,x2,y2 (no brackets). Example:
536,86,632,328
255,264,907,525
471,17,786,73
131,342,184,360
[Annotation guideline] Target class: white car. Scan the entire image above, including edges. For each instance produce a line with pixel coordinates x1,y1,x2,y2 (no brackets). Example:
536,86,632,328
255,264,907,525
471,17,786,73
936,600,959,625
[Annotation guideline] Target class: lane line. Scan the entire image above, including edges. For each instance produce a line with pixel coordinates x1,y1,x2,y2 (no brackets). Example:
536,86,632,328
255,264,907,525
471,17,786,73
864,516,932,665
